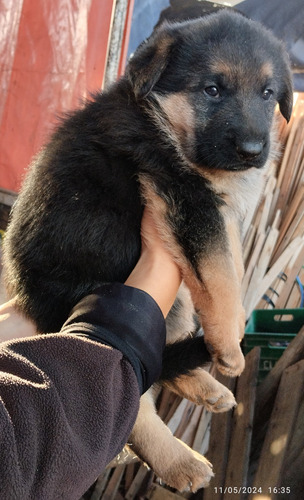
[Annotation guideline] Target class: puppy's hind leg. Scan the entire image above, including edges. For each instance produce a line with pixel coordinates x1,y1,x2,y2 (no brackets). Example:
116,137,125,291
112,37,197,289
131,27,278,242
161,336,236,413
164,367,236,413
129,388,214,492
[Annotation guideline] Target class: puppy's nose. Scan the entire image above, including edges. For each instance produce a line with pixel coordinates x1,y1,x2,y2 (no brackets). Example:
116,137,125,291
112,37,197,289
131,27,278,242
236,140,264,159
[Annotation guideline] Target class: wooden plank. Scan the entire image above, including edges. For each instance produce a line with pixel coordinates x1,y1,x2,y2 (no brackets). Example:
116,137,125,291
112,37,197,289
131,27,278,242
179,404,204,447
243,227,279,317
258,177,276,235
250,360,304,499
192,407,212,454
290,156,304,203
275,242,304,308
204,373,236,500
90,468,112,500
276,103,303,191
125,464,149,500
174,401,197,439
124,463,136,492
166,398,189,435
160,391,183,425
279,117,304,217
157,387,179,421
267,187,281,231
249,237,302,317
254,325,304,431
279,396,304,498
148,484,184,499
242,231,266,303
250,326,304,479
243,224,256,266
273,197,304,263
223,348,260,498
102,465,125,500
286,269,303,308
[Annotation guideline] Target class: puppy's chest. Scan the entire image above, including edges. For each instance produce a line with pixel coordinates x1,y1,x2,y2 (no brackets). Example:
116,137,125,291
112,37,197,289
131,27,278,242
213,169,265,223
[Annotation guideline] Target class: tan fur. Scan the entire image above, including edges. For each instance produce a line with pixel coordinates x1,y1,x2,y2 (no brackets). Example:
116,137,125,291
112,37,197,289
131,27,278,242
165,283,196,343
196,165,266,224
210,59,236,80
128,390,214,492
158,93,195,143
141,176,246,376
164,367,236,412
210,59,273,90
261,61,274,79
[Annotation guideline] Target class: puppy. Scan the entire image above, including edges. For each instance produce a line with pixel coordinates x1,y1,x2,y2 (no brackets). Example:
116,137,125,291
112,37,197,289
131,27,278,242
3,10,292,491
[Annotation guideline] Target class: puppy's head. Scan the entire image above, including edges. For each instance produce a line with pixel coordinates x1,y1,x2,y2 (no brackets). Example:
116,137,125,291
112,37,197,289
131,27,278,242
126,10,293,172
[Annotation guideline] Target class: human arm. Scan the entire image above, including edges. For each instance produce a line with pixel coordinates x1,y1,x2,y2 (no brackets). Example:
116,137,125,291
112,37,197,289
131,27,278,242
0,208,181,499
0,285,163,499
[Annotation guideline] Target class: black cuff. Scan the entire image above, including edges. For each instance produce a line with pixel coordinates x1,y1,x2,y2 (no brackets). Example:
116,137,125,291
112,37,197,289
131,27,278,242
60,283,166,394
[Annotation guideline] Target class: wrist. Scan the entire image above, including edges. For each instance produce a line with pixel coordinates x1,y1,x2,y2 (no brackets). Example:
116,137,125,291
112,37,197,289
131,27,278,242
125,249,181,317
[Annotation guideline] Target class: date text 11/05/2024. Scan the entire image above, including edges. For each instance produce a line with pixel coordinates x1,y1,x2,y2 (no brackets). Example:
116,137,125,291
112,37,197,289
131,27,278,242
213,486,291,495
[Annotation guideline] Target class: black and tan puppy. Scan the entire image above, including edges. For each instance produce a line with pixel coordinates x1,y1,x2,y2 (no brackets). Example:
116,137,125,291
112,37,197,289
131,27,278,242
3,10,292,491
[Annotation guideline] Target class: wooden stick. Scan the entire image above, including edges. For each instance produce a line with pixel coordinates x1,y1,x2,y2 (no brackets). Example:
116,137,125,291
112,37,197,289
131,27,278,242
125,464,149,500
279,397,304,497
250,360,304,498
90,469,112,500
276,101,303,190
223,348,260,498
174,401,197,439
271,194,304,263
102,465,125,500
248,237,302,317
242,231,266,302
243,227,279,317
166,399,190,436
192,407,211,454
275,242,304,308
204,373,236,500
253,325,304,436
148,484,184,499
179,404,204,447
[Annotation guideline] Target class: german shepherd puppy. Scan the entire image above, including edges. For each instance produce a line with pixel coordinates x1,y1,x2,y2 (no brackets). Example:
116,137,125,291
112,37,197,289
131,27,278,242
3,10,292,491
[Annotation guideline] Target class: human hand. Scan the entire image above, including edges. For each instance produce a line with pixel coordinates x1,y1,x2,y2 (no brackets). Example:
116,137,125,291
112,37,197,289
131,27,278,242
125,207,181,317
0,297,37,342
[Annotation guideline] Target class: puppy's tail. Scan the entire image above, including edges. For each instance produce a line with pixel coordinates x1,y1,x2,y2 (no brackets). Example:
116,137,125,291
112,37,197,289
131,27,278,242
160,335,212,382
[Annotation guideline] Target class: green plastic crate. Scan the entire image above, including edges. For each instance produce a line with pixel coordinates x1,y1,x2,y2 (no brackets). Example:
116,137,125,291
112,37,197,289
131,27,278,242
243,308,304,382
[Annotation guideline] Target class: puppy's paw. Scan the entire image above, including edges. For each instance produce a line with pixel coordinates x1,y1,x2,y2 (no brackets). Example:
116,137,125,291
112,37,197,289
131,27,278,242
165,368,236,413
159,439,214,492
215,345,245,377
202,385,236,413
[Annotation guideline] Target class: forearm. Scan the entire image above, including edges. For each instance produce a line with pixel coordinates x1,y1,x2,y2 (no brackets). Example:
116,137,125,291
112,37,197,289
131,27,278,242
125,249,181,318
0,333,139,499
0,284,166,499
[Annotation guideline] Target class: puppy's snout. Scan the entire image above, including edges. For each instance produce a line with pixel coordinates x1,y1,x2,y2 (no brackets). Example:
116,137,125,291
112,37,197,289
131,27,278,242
236,140,264,159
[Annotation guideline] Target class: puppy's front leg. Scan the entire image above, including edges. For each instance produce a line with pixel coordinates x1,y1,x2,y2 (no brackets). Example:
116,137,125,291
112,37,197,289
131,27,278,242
142,181,245,377
185,215,246,377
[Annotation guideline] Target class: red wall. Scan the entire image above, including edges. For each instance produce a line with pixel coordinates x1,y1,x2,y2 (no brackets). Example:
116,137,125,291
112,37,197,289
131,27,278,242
0,0,133,192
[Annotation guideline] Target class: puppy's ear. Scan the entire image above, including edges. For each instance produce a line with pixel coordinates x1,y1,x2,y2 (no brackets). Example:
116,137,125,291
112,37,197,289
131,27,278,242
126,26,175,99
278,63,293,122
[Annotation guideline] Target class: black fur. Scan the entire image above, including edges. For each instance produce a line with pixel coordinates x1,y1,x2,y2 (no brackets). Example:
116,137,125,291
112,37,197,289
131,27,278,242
3,10,293,377
160,336,211,381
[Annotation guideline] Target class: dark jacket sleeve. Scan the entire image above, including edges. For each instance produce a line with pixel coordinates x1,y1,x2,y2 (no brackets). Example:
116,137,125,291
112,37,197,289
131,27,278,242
0,283,166,500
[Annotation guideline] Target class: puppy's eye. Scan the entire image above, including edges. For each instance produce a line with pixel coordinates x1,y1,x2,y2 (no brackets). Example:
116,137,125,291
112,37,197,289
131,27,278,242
204,86,220,98
262,88,273,100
